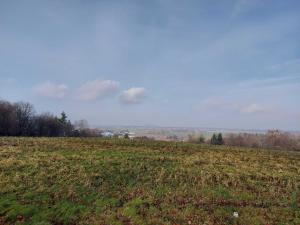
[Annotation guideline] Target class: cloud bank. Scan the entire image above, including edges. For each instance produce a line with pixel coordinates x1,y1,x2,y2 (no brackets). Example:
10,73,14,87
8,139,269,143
34,80,148,106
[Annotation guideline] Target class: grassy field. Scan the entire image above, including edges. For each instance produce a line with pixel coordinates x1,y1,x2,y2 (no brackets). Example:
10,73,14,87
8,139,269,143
0,137,299,225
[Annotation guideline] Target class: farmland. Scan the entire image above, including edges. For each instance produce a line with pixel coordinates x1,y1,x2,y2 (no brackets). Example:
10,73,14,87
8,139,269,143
0,137,299,225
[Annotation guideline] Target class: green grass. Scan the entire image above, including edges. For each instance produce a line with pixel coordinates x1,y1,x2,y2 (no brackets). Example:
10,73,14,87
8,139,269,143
0,137,299,225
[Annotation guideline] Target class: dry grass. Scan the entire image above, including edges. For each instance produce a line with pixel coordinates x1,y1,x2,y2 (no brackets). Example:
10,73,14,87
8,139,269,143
0,137,299,225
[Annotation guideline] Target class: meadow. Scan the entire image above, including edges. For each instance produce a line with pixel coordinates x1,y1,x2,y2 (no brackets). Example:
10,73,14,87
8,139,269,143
0,137,299,225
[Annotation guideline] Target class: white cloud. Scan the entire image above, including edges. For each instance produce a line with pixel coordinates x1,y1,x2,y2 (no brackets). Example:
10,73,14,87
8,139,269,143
77,80,119,101
34,81,68,99
120,87,147,104
240,103,265,114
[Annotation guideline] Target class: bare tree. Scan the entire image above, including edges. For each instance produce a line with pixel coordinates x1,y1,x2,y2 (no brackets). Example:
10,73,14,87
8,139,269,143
224,130,300,151
0,99,87,137
0,100,17,136
74,119,89,130
14,102,35,136
33,113,64,137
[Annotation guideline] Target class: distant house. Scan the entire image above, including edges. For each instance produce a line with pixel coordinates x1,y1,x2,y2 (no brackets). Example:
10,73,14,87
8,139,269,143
128,132,135,139
117,130,135,139
98,130,135,139
101,131,114,137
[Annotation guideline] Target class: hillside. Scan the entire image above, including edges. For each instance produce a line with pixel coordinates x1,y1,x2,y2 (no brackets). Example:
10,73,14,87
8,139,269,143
0,137,299,225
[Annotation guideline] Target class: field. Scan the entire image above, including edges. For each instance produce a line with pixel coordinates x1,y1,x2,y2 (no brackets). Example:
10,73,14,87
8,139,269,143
0,138,299,225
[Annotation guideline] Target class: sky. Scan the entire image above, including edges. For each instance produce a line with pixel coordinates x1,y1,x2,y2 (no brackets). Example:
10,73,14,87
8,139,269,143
0,0,300,130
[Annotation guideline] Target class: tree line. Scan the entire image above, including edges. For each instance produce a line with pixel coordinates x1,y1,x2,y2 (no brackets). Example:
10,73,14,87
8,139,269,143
224,130,300,151
187,130,300,151
0,99,83,137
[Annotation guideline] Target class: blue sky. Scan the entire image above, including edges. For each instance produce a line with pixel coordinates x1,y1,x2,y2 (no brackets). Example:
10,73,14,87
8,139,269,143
0,0,300,130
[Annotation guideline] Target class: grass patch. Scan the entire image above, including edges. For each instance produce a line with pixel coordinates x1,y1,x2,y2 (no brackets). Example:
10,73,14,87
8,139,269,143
0,137,299,224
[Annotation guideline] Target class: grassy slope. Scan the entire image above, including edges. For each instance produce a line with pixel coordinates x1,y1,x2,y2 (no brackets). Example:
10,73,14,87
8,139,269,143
0,137,299,225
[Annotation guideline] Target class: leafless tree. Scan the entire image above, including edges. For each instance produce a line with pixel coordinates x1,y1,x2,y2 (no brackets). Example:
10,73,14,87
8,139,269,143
14,102,35,136
0,100,17,135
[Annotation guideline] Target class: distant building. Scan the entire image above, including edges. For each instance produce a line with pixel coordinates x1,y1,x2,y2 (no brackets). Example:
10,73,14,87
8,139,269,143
101,131,114,137
128,132,135,139
115,130,135,139
98,129,135,139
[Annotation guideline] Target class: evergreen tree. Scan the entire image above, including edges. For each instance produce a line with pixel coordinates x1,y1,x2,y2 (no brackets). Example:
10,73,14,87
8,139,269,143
211,133,217,145
59,111,67,124
211,133,224,145
217,133,223,145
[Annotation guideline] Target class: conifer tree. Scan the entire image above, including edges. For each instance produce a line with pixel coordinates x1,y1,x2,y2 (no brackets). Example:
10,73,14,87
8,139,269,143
217,133,223,145
211,133,217,144
59,111,67,124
